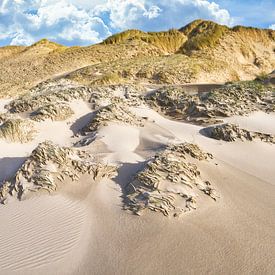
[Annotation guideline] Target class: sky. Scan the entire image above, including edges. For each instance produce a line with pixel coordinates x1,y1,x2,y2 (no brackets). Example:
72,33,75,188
0,0,274,46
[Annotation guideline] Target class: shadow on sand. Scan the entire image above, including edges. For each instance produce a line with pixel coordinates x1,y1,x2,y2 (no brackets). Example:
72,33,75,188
0,157,27,183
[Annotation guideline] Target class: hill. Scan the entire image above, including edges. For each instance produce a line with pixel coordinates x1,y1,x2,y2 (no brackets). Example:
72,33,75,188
0,20,274,97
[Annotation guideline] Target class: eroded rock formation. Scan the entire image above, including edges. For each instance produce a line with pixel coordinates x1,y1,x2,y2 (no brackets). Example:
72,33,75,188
0,141,117,204
125,143,218,217
146,81,275,125
81,103,145,135
203,123,275,143
30,102,74,121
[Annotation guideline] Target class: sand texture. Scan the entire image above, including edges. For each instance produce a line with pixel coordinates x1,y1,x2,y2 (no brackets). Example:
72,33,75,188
0,78,274,274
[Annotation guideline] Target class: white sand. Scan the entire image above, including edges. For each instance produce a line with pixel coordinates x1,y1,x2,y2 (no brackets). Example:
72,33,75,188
0,102,275,274
0,194,90,274
225,111,275,135
0,99,11,113
0,100,92,180
98,123,144,163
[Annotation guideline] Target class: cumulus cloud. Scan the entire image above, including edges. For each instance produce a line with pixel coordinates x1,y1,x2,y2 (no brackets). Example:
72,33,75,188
10,31,34,46
143,5,162,19
0,0,234,46
269,24,275,30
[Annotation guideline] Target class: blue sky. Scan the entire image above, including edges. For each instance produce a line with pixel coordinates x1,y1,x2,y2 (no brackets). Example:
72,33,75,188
0,0,274,46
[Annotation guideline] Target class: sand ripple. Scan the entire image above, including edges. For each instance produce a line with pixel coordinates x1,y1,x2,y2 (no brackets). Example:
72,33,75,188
0,195,88,272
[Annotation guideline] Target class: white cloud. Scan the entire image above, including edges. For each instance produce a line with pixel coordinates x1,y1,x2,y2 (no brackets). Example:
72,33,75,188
269,24,275,30
10,30,34,45
143,5,162,19
59,17,111,43
0,0,234,46
93,0,160,30
189,0,232,25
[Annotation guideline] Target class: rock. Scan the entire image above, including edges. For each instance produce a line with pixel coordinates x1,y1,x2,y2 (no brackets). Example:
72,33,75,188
125,143,218,217
203,123,275,143
80,103,145,134
7,79,90,113
30,102,74,121
88,84,144,109
146,81,275,125
0,141,117,204
169,143,213,160
7,80,144,114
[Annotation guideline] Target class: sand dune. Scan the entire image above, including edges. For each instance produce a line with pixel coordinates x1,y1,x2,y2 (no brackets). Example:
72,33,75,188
99,123,144,163
0,18,274,274
0,92,274,274
0,194,90,274
225,111,275,135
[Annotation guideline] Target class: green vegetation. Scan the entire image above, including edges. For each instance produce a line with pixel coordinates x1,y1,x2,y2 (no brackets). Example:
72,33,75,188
102,29,186,53
102,29,145,44
28,39,66,51
232,25,260,32
179,19,204,36
181,21,228,53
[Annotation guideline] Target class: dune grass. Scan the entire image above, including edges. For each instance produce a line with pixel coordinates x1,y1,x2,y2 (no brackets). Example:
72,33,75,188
102,29,186,53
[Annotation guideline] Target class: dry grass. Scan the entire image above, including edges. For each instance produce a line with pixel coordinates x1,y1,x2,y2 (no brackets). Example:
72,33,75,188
0,118,36,143
0,19,274,97
181,21,228,53
102,29,187,53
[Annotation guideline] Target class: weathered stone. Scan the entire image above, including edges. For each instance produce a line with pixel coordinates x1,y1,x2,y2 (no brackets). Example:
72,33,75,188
81,103,145,134
203,123,275,143
0,141,117,204
7,80,144,114
30,102,74,121
125,143,218,217
146,81,275,125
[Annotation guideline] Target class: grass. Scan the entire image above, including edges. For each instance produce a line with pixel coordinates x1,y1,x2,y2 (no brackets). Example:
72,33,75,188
0,119,36,143
102,29,186,53
181,21,228,53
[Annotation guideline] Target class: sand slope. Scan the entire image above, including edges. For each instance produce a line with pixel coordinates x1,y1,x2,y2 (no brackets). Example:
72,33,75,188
0,194,90,275
0,97,274,274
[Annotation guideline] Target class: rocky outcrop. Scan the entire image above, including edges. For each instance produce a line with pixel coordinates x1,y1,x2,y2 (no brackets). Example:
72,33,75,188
125,143,218,217
81,103,145,135
88,84,144,109
0,113,12,123
30,102,74,121
146,81,275,125
7,79,91,113
0,141,117,204
7,80,144,115
0,118,36,143
203,123,275,143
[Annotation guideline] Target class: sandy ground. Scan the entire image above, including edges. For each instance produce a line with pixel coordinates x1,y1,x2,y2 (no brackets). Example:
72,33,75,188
0,194,91,275
0,99,274,274
0,99,11,113
0,99,92,181
225,111,275,135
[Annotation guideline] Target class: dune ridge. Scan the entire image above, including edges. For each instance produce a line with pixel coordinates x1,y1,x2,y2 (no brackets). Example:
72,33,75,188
0,22,274,274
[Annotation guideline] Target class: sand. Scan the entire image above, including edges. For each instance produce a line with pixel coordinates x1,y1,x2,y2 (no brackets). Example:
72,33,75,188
0,99,11,113
224,111,275,135
0,99,274,274
0,194,90,274
0,99,92,181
